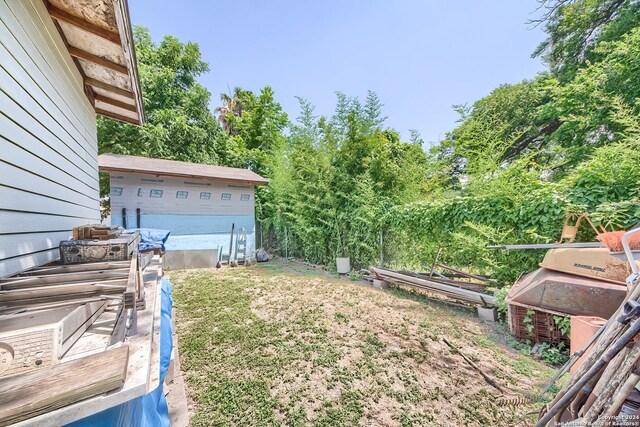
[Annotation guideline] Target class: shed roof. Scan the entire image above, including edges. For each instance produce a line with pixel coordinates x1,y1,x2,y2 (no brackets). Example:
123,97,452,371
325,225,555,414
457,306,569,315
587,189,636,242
98,154,269,186
46,0,144,125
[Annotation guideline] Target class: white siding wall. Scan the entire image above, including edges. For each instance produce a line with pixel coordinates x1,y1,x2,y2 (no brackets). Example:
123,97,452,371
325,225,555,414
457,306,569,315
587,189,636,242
0,0,99,277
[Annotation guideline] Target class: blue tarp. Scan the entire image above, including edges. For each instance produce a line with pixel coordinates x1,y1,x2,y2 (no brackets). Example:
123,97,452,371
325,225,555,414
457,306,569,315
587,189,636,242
126,228,171,253
66,278,174,427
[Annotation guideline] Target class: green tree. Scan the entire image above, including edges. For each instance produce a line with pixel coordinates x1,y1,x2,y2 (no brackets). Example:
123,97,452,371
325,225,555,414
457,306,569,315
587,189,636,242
98,27,228,165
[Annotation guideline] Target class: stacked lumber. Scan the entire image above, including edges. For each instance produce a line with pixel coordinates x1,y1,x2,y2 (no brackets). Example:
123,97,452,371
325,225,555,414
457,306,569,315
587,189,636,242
0,254,146,423
72,224,122,241
370,267,496,306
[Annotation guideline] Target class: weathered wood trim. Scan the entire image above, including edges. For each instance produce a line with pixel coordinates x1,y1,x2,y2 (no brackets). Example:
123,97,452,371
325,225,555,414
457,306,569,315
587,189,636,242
46,4,121,45
0,345,129,425
84,77,133,98
95,107,140,125
94,94,136,112
68,46,128,75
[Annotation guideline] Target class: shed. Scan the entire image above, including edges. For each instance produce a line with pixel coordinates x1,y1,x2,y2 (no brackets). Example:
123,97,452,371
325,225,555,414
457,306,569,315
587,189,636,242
0,0,144,278
99,153,269,266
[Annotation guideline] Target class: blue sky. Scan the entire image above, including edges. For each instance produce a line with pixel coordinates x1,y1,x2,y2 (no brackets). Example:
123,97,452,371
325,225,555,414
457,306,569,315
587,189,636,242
129,1,548,146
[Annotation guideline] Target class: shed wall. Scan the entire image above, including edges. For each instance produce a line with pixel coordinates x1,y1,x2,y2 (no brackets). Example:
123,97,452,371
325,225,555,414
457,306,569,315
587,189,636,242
109,173,257,254
0,0,100,277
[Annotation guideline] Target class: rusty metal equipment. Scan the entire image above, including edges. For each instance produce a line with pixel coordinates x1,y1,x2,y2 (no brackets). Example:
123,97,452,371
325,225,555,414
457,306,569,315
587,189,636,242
558,213,606,243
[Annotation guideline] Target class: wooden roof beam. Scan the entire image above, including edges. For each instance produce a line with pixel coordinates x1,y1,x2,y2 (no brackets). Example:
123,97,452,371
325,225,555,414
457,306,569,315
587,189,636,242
95,108,141,126
47,4,122,45
68,46,128,75
84,77,134,99
94,94,137,112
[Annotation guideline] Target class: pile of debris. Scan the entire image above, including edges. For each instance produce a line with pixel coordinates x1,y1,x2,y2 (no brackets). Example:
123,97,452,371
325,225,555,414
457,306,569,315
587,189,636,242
0,225,150,425
536,228,640,425
369,249,496,314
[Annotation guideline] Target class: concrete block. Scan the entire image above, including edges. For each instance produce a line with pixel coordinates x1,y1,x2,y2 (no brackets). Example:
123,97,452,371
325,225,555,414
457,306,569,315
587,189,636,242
477,306,497,322
373,279,389,289
164,248,218,270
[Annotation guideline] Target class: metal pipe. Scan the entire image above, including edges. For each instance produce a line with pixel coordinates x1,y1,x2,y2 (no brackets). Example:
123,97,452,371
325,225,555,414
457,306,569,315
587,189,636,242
536,318,640,427
622,229,640,274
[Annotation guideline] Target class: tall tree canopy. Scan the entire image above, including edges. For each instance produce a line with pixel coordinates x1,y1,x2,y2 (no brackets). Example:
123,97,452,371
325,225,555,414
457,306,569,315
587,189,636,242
98,26,228,165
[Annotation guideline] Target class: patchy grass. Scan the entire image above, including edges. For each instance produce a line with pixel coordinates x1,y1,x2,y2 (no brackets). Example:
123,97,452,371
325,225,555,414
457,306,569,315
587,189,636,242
171,260,555,426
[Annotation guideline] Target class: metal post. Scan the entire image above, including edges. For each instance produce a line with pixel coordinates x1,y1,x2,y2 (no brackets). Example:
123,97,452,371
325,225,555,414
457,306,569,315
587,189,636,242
285,227,288,260
379,229,384,268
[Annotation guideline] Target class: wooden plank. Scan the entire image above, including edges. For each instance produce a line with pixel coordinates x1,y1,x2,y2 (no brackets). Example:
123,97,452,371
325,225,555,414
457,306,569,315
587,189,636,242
84,77,133,98
0,282,126,304
1,270,129,286
0,345,129,426
94,94,136,112
0,297,108,316
60,301,109,356
47,4,121,45
22,261,131,276
124,255,138,310
0,274,127,295
67,46,127,74
95,107,140,125
112,0,144,125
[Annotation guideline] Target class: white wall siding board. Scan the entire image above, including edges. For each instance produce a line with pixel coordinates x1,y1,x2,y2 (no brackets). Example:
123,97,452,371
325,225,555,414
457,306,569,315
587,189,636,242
2,0,95,127
0,161,99,208
0,21,96,149
0,83,98,180
0,231,71,261
0,248,58,279
0,211,95,235
0,137,99,199
0,186,99,220
0,44,97,164
0,1,100,277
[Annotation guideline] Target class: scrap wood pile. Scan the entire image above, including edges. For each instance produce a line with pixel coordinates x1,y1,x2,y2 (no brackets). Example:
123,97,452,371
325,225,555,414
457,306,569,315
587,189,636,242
369,263,496,306
0,225,147,425
536,228,640,426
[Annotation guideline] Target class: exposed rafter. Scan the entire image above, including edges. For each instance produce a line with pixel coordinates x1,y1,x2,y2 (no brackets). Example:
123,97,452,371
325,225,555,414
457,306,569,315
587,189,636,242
94,94,136,112
95,108,140,125
47,4,121,45
44,0,144,125
84,77,134,99
67,46,128,75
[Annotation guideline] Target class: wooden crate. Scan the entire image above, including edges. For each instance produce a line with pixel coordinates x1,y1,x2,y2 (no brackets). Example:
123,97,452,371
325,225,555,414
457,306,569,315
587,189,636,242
508,303,570,346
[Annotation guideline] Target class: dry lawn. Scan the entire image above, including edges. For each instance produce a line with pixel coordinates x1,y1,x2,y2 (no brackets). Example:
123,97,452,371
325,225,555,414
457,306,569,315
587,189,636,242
171,260,555,426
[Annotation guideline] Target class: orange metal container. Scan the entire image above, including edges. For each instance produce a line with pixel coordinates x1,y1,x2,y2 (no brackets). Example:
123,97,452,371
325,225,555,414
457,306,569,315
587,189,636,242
570,316,606,375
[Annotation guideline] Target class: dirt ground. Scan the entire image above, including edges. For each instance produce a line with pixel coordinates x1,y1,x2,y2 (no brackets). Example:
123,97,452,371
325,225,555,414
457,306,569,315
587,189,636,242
170,260,555,427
